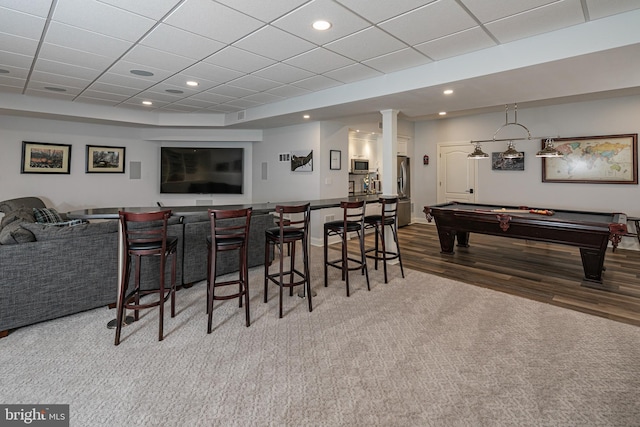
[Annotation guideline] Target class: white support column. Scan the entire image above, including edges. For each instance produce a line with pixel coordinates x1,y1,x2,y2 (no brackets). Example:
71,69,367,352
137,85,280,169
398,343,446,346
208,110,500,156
380,109,399,196
379,109,400,265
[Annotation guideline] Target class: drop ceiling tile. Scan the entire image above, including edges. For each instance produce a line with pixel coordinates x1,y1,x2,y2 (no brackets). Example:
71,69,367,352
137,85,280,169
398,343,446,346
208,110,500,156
0,83,22,93
24,88,76,100
45,22,132,58
0,33,39,56
87,81,143,96
585,0,640,20
242,91,284,104
284,47,355,73
38,43,115,70
181,62,244,84
141,24,226,60
292,74,342,91
159,103,203,112
33,59,102,81
165,0,264,44
204,46,276,73
460,0,558,23
0,0,53,17
208,84,257,98
233,25,315,61
107,60,173,80
30,70,92,90
0,62,29,78
170,97,215,109
223,98,261,109
335,0,435,23
96,0,180,20
415,27,496,60
252,63,314,84
379,0,477,45
272,0,370,44
77,90,129,102
97,72,159,90
214,0,307,23
136,88,189,102
0,51,33,69
0,74,25,89
363,48,432,73
122,45,195,73
206,104,242,113
189,91,234,104
485,0,585,44
159,75,220,91
122,99,165,109
325,27,407,62
0,7,46,39
324,63,382,83
228,75,281,92
266,84,310,98
74,96,122,106
53,0,156,42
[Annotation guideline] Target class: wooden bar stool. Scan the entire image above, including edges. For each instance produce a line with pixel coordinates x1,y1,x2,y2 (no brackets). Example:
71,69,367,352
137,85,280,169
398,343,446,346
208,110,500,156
364,196,405,283
206,208,252,333
324,200,370,296
115,210,178,345
264,203,311,318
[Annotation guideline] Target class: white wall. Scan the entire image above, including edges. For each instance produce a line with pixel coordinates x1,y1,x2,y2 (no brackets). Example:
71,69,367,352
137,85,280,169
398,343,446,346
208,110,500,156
412,95,640,249
0,115,257,213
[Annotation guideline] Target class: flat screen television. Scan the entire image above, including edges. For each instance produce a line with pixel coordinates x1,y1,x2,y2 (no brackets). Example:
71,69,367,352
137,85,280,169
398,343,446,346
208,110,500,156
160,147,244,194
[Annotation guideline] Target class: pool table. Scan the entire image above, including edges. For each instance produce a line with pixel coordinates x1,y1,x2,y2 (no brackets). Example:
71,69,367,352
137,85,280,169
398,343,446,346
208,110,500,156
423,202,628,284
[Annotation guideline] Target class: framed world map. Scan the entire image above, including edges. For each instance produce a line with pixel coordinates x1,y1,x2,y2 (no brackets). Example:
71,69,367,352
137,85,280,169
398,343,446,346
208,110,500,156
542,134,638,184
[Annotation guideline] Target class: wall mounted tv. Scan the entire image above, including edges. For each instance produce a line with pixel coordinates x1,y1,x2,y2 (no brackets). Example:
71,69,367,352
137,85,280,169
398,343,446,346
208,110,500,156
160,147,244,194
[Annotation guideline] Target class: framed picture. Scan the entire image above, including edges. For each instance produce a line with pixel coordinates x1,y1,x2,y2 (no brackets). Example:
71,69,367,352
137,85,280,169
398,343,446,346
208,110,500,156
330,149,341,170
491,152,524,171
291,150,313,172
348,180,355,194
21,141,71,174
542,134,638,184
86,145,126,173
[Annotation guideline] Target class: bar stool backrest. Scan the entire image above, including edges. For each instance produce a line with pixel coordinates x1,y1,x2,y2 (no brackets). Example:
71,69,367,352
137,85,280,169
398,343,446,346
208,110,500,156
380,197,399,225
340,200,366,230
274,203,311,241
119,210,172,255
208,207,253,247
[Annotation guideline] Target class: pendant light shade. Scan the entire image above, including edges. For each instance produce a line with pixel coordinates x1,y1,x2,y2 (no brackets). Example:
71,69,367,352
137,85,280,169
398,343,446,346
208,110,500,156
536,138,563,158
468,143,489,159
501,141,523,159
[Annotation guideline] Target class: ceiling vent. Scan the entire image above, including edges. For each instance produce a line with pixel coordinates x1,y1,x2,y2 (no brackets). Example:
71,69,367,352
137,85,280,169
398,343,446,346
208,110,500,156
237,110,246,121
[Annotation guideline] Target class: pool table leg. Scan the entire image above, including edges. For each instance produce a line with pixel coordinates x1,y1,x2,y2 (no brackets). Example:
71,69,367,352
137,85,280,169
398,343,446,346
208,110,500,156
579,247,606,283
456,231,470,248
436,228,457,253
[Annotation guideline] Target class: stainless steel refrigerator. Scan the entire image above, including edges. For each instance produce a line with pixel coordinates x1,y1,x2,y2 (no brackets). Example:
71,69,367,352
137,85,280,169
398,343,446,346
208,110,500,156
397,156,411,227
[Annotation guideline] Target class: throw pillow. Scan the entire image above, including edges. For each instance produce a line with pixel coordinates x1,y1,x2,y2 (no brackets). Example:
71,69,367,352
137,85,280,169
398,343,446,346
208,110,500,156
0,220,36,244
22,220,118,241
33,207,63,224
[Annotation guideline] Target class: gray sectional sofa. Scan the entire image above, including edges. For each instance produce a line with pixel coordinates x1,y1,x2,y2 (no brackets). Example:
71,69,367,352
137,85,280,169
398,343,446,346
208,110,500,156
0,197,274,336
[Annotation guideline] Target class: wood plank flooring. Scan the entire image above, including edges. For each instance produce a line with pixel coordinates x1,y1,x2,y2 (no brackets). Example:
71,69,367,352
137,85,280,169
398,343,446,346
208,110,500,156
349,223,640,327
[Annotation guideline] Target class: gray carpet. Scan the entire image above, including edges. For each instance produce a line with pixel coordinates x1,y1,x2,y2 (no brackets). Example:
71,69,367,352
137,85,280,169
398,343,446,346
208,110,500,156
1,246,639,427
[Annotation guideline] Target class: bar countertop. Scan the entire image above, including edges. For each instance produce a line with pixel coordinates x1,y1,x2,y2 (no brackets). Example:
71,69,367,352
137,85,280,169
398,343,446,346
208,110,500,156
67,194,384,220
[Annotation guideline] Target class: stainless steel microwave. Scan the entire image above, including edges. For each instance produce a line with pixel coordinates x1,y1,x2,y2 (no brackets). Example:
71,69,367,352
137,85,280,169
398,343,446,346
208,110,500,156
350,158,370,174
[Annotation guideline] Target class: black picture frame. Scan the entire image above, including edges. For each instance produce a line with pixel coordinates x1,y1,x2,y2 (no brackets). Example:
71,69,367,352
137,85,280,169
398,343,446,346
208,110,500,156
21,141,72,174
86,145,126,173
330,149,341,170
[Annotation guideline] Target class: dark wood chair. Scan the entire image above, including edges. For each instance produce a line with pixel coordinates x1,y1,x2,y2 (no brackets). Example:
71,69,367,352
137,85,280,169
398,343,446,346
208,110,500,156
264,203,312,318
364,196,405,283
115,210,178,345
324,200,370,296
206,208,252,333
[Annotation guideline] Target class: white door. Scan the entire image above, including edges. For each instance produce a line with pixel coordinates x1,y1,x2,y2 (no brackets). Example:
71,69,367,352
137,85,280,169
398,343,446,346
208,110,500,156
437,143,477,203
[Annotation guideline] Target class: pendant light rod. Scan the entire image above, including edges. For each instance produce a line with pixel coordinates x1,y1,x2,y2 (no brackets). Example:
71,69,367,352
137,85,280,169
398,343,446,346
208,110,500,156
469,104,554,144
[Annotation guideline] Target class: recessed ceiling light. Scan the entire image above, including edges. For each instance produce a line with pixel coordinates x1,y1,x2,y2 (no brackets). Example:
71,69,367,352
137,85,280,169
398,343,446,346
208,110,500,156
443,89,453,95
142,101,153,106
303,114,310,119
186,81,199,87
0,69,9,74
439,111,447,116
44,86,67,92
165,89,184,94
312,20,331,31
130,69,154,77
